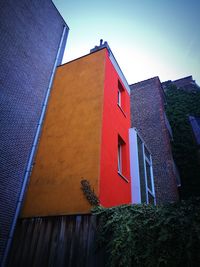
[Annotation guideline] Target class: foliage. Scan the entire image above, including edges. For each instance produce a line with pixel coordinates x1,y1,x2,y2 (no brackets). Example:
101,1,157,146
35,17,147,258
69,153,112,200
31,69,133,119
165,85,200,198
81,179,100,206
92,198,200,267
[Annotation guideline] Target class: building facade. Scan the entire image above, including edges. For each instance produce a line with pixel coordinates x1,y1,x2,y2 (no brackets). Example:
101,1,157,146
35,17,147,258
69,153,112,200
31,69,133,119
0,0,69,264
130,77,179,203
21,43,132,217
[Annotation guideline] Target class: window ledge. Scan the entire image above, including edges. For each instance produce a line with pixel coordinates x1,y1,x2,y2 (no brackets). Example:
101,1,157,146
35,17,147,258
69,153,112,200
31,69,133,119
118,171,129,183
117,104,127,118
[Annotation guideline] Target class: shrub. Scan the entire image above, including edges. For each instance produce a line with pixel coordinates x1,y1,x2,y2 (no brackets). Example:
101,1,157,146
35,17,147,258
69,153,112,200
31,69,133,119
93,198,200,267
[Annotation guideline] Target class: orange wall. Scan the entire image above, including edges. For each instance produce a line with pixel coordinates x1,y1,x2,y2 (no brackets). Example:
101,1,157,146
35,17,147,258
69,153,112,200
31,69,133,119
21,50,106,217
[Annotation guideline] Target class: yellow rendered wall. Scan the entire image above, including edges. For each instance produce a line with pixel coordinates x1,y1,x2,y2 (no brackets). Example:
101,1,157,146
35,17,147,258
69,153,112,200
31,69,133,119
21,49,106,217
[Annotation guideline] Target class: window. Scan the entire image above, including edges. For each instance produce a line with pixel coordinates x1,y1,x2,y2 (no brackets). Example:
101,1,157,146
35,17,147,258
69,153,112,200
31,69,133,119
118,136,124,174
117,135,129,182
117,80,125,112
137,135,155,204
117,89,121,107
118,141,122,173
137,136,146,203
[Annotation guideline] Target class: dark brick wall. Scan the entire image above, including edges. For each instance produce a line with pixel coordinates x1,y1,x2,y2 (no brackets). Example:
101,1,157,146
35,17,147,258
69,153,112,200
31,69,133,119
162,76,200,92
173,76,194,88
130,77,179,204
0,0,68,262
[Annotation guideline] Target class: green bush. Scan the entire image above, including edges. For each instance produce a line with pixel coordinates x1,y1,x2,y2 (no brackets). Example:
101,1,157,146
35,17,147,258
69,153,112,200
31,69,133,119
93,198,200,267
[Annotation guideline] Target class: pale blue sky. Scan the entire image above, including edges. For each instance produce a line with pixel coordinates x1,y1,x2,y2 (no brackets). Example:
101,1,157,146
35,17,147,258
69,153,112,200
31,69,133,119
53,0,200,85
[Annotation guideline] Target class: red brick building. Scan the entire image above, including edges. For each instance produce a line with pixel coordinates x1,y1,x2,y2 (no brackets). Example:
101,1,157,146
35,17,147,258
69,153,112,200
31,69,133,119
130,77,179,203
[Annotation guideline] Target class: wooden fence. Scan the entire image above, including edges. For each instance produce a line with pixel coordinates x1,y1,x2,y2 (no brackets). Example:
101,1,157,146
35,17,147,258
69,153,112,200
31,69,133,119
7,215,105,267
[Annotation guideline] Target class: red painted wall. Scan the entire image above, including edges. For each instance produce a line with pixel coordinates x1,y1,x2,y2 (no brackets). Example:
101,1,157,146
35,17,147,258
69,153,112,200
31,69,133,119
99,50,131,207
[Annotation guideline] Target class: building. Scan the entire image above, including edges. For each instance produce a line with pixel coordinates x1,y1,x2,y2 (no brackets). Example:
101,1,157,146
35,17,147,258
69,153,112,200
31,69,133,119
130,77,179,204
163,77,200,198
0,0,69,264
162,75,200,92
21,42,132,217
189,116,200,163
21,41,158,218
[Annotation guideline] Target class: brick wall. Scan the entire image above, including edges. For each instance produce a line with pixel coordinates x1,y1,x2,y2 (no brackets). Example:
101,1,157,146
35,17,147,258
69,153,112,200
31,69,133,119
0,0,68,262
130,77,179,204
173,76,194,88
162,76,200,92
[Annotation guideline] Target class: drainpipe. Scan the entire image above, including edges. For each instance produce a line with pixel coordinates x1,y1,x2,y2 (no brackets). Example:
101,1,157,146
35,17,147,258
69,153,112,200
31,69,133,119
1,25,68,267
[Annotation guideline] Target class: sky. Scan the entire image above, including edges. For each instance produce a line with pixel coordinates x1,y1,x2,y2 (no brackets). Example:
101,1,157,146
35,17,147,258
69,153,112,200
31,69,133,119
53,0,200,85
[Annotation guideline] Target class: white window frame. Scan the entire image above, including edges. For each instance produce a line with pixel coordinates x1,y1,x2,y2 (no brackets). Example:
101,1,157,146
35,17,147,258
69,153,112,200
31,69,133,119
129,128,156,205
143,144,155,204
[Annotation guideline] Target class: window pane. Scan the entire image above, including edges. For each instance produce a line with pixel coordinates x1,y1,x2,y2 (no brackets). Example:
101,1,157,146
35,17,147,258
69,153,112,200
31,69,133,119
118,90,121,106
118,144,121,172
118,80,125,111
137,136,146,203
145,160,152,191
